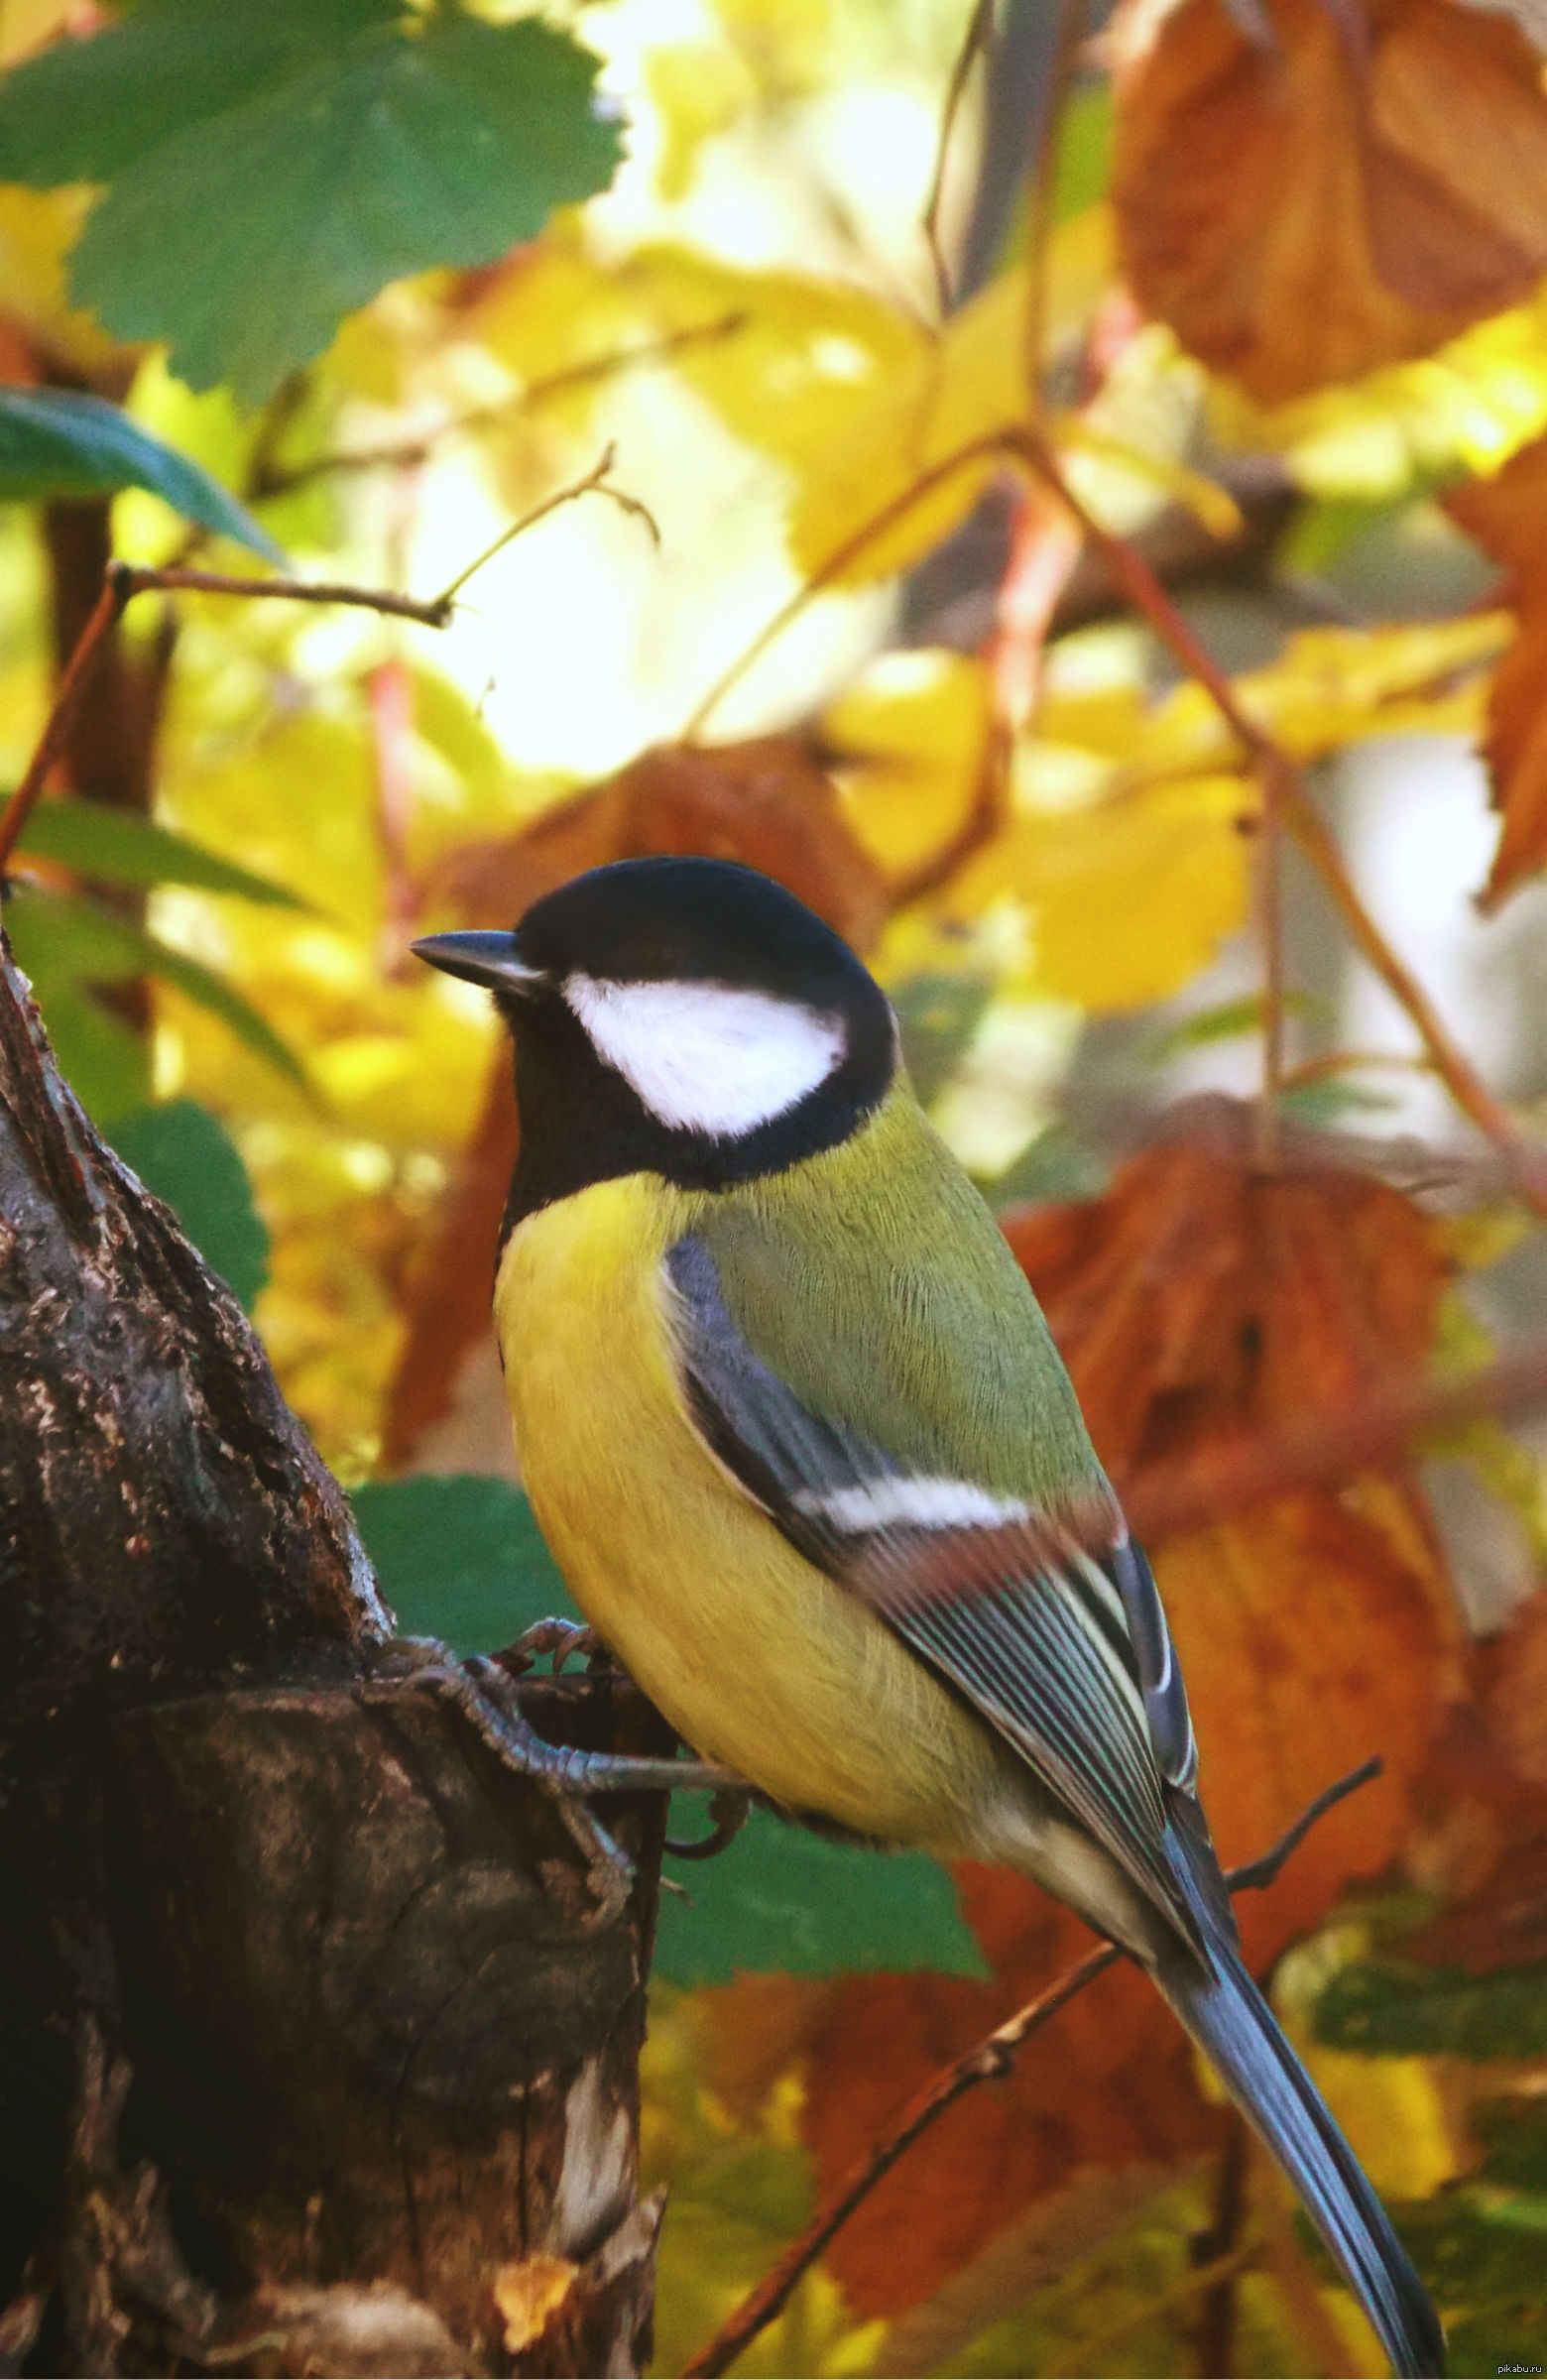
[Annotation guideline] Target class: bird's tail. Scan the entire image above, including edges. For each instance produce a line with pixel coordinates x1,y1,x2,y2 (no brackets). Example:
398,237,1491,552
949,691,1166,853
1154,1882,1445,2379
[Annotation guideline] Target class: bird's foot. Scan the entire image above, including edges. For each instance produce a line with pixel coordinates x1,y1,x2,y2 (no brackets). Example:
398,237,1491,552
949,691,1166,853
500,1616,615,1675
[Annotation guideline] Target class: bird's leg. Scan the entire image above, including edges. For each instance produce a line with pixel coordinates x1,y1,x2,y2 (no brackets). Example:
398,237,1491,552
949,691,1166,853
366,1642,634,1925
462,1656,745,1796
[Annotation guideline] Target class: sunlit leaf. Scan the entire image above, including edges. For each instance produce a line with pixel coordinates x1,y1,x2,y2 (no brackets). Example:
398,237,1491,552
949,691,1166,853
17,797,309,905
948,774,1253,1012
0,387,283,557
0,0,623,404
1114,0,1547,405
1445,433,1547,908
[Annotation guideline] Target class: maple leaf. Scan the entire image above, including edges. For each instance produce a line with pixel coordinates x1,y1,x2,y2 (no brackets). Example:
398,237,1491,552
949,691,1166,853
1113,0,1547,406
1004,1112,1462,1957
1445,434,1547,909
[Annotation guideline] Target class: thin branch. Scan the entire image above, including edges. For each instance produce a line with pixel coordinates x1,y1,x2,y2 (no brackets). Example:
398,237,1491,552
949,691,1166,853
0,449,654,879
923,0,997,315
1011,424,1547,1221
1123,1342,1547,1543
1256,751,1287,1169
0,572,131,873
249,317,747,501
682,429,1014,740
432,442,658,608
679,1758,1381,2379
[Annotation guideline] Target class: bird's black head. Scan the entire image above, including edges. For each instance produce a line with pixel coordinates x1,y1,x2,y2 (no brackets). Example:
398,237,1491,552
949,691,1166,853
414,857,896,1224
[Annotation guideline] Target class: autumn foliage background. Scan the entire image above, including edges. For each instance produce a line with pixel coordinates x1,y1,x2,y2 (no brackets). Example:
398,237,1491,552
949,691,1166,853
2,0,1547,2371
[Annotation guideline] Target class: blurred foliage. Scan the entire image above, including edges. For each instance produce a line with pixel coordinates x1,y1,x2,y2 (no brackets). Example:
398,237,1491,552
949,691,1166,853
2,0,1547,2369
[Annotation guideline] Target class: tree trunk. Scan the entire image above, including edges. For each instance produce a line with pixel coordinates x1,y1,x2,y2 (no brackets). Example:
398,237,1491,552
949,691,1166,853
0,929,666,2378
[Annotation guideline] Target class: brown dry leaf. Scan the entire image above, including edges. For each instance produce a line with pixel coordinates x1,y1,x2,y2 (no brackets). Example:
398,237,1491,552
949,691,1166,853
1444,435,1547,908
800,1898,1219,2319
1156,1497,1449,1964
432,736,890,953
1004,1117,1461,1957
1001,1124,1447,1475
1489,1576,1547,1785
491,2253,578,2354
1113,0,1547,405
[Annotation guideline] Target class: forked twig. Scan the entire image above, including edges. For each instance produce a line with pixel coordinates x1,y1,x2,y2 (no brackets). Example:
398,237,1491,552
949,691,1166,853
680,1757,1381,2378
0,448,654,877
922,0,996,315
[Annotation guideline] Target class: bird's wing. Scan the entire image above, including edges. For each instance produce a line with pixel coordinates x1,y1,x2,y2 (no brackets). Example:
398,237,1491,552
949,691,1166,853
663,1228,1205,1949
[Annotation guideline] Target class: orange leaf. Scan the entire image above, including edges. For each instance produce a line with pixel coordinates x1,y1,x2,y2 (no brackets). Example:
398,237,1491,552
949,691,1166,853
431,736,890,953
1002,1115,1447,1475
1156,1496,1450,1965
1445,436,1547,908
1113,0,1547,405
800,1915,1217,2319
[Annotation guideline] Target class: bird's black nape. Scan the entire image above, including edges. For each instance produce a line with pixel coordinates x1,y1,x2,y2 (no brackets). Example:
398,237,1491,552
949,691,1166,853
480,858,897,1226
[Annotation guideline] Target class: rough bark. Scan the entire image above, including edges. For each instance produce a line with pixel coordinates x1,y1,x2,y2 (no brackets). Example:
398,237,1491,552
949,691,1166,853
0,928,666,2378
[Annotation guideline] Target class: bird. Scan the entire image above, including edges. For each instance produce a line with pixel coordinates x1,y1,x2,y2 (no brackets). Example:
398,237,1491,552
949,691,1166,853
414,855,1444,2379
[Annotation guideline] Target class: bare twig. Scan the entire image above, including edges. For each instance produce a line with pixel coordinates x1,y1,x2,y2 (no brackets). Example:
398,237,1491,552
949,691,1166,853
679,1758,1380,2378
433,441,658,609
1122,1341,1547,1543
0,572,131,872
923,0,997,315
682,429,1011,739
0,448,654,878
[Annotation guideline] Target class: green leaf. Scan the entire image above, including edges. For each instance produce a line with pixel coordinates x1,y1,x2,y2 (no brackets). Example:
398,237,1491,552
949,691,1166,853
109,1098,269,1309
16,798,308,906
1314,1955,1547,2061
3,884,306,1092
0,387,283,557
351,1473,577,1649
0,0,624,405
654,1806,990,1986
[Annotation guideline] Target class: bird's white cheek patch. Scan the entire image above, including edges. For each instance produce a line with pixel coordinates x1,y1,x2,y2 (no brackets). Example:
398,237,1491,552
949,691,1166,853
563,974,847,1136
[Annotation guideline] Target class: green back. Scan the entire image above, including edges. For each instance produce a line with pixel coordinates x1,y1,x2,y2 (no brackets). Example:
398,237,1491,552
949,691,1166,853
690,1080,1107,1507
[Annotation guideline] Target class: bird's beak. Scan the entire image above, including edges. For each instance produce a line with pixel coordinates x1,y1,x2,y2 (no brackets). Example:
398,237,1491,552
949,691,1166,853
411,930,546,996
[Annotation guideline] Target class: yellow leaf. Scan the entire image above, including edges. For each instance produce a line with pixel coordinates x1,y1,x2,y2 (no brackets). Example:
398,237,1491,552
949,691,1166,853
492,2254,578,2354
1213,286,1547,500
950,774,1254,1010
823,649,992,880
788,218,1117,588
646,42,757,200
0,186,124,375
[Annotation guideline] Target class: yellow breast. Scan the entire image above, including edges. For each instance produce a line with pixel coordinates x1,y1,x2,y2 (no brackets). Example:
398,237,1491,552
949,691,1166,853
493,1174,1003,1848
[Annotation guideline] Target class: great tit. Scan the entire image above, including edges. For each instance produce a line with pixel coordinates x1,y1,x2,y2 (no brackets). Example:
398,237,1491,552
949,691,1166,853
415,856,1443,2380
